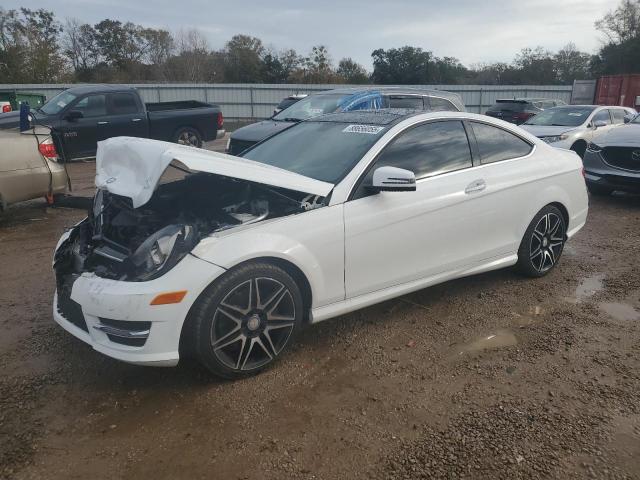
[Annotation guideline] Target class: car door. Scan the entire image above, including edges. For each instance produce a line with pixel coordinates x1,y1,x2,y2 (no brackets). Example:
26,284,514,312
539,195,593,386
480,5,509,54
465,121,537,256
58,94,107,159
590,109,615,138
344,120,490,298
102,92,148,142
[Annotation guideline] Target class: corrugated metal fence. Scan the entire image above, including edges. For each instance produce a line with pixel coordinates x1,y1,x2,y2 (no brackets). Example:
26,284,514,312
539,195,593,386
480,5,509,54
0,83,573,119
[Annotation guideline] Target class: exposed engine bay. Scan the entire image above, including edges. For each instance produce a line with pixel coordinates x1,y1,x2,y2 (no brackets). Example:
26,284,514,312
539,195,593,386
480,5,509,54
54,172,325,282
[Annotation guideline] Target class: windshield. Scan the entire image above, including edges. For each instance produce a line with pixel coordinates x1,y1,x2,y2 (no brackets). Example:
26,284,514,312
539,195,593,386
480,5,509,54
40,91,77,115
273,94,349,121
524,106,595,127
242,121,385,183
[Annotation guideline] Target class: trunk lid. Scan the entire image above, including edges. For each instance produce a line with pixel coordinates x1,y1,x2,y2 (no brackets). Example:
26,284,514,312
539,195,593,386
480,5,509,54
95,137,334,208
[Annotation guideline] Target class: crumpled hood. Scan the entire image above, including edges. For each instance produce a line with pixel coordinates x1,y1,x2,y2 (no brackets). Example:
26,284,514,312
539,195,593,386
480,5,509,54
231,119,295,142
592,124,640,147
520,125,577,138
95,137,333,208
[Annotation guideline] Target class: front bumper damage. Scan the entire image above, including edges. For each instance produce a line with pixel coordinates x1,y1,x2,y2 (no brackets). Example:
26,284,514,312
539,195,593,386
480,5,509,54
53,229,226,366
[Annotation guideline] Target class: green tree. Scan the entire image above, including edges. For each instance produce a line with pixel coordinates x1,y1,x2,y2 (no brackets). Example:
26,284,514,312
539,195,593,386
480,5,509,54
594,0,640,74
553,43,593,84
224,34,265,82
371,46,435,84
337,57,369,84
0,8,65,82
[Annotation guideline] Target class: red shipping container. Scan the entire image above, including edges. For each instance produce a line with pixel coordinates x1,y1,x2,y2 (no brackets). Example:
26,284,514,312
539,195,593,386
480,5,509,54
595,74,640,109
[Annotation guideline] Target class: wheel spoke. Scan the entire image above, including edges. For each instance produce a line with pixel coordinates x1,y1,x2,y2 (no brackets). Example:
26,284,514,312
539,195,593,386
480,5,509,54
237,336,254,370
213,327,243,350
215,305,244,325
220,280,252,315
530,246,542,261
256,279,285,311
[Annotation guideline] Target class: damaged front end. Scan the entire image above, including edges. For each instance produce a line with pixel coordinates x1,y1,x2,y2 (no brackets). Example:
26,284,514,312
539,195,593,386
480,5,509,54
54,172,324,283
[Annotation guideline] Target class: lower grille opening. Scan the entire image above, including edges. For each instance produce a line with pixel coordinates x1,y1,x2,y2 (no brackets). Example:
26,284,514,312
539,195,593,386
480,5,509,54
57,294,88,332
96,318,151,347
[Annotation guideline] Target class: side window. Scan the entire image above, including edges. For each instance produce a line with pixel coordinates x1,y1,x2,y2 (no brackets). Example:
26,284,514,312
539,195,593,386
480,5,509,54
471,122,533,164
388,96,424,110
429,96,458,111
72,94,106,118
611,109,626,124
354,121,472,198
592,109,612,125
108,93,139,115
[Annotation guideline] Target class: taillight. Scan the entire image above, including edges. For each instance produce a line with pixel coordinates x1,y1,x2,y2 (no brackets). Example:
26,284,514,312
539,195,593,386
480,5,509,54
2,104,11,113
513,112,534,122
217,112,224,129
38,138,58,160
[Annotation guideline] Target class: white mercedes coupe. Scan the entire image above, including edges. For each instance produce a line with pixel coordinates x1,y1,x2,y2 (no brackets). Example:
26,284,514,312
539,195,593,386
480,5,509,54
53,109,588,378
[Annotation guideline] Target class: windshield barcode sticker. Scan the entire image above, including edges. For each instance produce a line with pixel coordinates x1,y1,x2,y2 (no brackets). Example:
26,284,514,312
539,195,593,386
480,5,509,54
342,124,384,134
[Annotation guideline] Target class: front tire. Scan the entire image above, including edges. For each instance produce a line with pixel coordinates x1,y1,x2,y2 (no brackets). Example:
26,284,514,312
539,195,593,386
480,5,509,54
189,262,303,379
174,127,203,148
517,205,566,278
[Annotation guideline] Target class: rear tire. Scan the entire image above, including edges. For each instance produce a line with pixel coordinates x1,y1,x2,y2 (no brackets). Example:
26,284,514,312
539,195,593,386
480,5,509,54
517,205,566,278
174,127,202,148
188,262,303,379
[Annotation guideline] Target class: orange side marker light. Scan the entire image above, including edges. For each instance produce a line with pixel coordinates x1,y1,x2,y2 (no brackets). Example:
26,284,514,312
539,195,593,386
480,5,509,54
150,290,188,306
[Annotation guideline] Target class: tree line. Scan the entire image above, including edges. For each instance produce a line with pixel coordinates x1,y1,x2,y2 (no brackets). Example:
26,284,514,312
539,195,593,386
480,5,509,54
0,0,638,85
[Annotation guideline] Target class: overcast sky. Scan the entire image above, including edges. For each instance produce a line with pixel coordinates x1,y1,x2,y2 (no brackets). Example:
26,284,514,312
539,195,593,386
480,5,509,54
6,0,614,68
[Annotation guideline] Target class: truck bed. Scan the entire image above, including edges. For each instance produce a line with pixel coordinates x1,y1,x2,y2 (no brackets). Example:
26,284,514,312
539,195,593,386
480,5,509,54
145,101,212,112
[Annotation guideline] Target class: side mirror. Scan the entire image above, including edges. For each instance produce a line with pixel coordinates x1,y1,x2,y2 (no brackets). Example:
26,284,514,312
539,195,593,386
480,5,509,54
624,114,635,124
368,166,416,192
64,110,83,121
593,120,607,129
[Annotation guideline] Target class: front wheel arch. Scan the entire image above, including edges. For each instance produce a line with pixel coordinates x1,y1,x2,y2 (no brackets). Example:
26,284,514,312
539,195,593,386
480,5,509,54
570,140,587,158
179,256,313,359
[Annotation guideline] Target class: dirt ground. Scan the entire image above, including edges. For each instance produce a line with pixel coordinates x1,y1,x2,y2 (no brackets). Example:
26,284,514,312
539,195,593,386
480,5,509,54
1,151,640,479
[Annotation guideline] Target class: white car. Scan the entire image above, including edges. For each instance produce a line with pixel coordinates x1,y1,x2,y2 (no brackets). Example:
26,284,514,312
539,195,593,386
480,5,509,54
53,110,588,378
520,105,636,157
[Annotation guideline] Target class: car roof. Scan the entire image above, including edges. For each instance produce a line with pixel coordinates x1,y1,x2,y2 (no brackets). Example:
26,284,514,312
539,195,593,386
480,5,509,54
310,108,424,126
63,84,137,95
316,85,458,99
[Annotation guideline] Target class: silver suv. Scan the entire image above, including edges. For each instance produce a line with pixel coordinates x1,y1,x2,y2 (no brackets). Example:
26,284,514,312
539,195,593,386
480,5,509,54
582,113,640,195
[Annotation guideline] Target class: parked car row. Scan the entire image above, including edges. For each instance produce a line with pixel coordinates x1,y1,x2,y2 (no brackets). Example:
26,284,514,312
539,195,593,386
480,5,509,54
226,86,465,155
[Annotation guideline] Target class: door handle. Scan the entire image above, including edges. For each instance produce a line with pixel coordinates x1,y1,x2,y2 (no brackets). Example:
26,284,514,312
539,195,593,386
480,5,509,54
131,118,142,122
465,179,486,194
97,121,109,125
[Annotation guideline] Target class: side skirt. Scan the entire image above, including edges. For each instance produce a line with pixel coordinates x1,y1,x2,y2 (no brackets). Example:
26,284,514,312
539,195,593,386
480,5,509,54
309,254,518,324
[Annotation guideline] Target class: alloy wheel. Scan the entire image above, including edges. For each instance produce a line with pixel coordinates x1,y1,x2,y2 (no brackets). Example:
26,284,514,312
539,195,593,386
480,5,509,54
178,131,199,147
211,277,296,371
529,212,564,273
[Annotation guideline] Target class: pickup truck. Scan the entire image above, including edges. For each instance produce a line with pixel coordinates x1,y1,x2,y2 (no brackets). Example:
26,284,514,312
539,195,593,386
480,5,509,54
0,85,224,160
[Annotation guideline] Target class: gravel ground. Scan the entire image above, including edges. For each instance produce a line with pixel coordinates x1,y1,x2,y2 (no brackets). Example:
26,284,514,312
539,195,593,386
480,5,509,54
1,156,639,479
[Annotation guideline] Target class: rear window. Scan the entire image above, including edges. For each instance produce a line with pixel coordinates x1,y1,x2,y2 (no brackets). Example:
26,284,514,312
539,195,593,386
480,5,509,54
471,122,532,164
109,93,138,115
389,96,424,109
430,97,458,111
488,101,527,112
